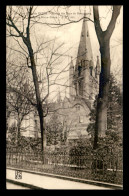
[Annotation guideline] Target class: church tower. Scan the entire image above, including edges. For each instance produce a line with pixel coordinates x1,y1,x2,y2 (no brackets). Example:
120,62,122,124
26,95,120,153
73,12,94,100
69,11,100,102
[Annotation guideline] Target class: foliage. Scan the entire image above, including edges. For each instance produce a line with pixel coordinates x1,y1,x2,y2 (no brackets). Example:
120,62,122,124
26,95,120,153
7,122,17,147
69,138,92,155
107,74,123,133
87,73,122,141
46,114,64,146
7,125,41,153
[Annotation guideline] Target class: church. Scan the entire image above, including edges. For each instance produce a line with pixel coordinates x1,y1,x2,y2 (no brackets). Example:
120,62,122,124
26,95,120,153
43,13,101,144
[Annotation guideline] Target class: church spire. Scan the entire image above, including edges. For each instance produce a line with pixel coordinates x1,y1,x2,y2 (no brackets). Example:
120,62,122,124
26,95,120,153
73,10,94,98
75,10,93,71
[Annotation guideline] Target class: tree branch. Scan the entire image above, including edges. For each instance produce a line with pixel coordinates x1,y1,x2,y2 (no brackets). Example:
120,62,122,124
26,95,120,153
105,6,122,40
26,6,33,38
30,16,94,28
93,6,103,44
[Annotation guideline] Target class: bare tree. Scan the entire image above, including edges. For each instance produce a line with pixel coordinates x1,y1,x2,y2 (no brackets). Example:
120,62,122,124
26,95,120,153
6,79,34,147
6,6,66,154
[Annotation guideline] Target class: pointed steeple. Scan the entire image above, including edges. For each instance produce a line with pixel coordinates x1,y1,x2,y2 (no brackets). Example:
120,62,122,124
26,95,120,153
75,11,94,71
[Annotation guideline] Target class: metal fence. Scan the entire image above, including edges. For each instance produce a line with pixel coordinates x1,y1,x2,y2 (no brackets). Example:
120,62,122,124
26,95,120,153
6,150,123,185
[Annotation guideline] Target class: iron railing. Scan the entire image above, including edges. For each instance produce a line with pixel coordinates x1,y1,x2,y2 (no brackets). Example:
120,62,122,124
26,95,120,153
6,150,123,185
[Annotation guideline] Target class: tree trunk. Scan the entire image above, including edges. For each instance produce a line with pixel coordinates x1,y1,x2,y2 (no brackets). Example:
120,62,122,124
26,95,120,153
25,40,45,154
38,101,45,153
31,63,45,154
93,6,121,149
93,41,110,149
17,120,21,149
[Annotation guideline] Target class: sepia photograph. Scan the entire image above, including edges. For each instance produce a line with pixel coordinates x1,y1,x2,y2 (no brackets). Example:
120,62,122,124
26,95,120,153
6,5,123,190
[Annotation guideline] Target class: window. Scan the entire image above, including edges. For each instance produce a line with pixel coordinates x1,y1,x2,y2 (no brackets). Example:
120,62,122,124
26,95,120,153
76,105,80,111
35,119,37,125
90,67,92,76
81,60,84,67
79,80,83,96
78,65,82,77
79,116,83,123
